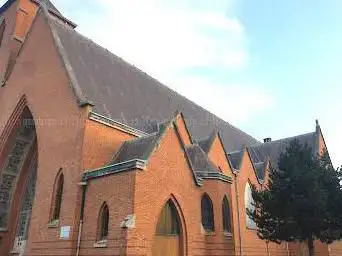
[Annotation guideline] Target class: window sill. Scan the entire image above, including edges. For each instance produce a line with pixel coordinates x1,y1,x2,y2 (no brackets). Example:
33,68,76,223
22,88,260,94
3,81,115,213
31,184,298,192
94,240,108,248
48,219,59,228
204,231,216,236
246,226,257,231
223,232,233,238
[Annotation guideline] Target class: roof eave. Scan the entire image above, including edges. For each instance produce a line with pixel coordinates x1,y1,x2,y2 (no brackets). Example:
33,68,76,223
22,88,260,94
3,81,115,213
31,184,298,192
83,159,146,181
0,0,16,15
30,0,77,28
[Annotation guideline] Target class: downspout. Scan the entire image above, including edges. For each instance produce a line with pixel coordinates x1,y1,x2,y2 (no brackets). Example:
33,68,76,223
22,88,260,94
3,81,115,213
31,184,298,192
234,171,243,256
76,181,87,256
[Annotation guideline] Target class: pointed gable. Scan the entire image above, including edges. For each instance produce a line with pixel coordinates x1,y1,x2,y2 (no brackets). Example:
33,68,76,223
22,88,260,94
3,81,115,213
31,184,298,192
174,112,192,146
227,150,244,170
198,131,233,175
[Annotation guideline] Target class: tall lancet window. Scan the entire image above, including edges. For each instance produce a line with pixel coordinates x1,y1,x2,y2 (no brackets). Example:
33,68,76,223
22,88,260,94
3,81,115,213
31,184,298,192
201,194,215,231
0,19,5,47
51,172,64,221
245,182,256,229
222,196,231,233
98,203,109,241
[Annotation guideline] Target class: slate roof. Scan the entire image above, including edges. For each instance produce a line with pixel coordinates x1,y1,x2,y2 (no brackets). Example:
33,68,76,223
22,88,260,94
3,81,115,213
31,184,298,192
227,150,244,170
35,0,61,15
197,131,217,153
46,12,260,153
111,132,160,164
186,145,220,175
254,162,266,180
248,132,317,168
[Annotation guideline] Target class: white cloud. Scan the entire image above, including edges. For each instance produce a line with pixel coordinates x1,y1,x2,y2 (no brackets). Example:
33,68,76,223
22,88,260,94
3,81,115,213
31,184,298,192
75,0,247,73
169,76,274,124
54,0,273,126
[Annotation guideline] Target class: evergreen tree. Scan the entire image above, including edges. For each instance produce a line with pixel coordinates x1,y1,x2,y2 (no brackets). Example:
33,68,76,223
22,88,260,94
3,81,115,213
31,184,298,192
248,139,342,256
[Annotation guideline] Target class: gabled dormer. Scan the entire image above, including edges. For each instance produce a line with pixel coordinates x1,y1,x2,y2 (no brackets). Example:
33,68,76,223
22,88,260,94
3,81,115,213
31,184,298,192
198,131,233,175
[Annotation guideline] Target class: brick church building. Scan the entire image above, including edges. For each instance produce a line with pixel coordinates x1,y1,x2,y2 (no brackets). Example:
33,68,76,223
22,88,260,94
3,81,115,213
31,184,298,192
0,1,340,255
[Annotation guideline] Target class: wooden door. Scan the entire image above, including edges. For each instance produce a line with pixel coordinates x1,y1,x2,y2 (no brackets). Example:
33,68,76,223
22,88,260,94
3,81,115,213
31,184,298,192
152,200,182,256
152,235,179,256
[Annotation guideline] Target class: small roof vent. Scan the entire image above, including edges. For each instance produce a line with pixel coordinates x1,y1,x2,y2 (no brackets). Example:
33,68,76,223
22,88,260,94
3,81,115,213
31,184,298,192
263,138,272,143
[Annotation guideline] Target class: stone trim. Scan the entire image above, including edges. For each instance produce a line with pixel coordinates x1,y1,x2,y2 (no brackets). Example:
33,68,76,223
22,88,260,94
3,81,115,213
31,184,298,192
197,172,233,184
89,112,147,138
31,0,77,28
83,159,146,181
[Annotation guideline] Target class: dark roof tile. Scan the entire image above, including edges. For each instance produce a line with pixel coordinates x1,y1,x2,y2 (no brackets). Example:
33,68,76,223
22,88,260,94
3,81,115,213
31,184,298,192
48,16,260,153
111,133,159,164
198,131,216,153
249,132,317,168
254,162,266,180
186,145,220,175
38,0,61,15
227,150,244,170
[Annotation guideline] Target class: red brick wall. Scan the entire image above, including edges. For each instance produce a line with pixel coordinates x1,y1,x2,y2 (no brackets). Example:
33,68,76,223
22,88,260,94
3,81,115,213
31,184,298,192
0,12,88,255
15,0,38,39
207,134,233,176
128,124,235,255
330,241,342,256
81,119,134,170
0,0,18,79
175,114,192,147
79,171,136,255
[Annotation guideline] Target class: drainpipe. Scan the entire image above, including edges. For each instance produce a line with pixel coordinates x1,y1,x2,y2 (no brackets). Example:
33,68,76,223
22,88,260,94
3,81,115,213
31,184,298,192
234,171,243,256
266,241,270,256
76,181,87,256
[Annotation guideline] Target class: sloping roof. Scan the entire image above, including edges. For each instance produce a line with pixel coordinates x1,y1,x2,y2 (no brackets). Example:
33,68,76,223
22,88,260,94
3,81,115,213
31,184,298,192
33,0,61,15
227,150,244,170
0,0,75,28
254,162,266,180
111,133,159,164
248,132,317,168
198,131,216,153
46,12,260,152
186,145,220,175
34,0,76,28
0,0,16,14
1,0,59,16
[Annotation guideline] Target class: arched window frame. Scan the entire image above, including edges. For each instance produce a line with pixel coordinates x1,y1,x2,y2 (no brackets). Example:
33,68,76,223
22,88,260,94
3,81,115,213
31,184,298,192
222,196,231,233
201,193,215,232
156,199,180,235
0,18,5,47
97,202,109,241
245,182,256,229
50,170,64,223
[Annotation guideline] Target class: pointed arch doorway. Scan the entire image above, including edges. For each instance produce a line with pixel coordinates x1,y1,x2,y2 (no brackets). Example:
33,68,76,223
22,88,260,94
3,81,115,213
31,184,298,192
152,199,185,256
0,106,38,255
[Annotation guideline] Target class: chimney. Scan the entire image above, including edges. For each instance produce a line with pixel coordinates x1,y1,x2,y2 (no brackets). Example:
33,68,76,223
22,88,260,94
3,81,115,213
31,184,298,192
263,138,272,143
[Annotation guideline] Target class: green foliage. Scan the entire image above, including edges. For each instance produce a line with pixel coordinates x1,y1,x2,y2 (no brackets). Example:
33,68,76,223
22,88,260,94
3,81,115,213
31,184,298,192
248,139,342,246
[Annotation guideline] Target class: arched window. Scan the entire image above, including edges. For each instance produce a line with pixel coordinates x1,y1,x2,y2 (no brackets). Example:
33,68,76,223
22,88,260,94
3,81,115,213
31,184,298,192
201,194,214,231
222,196,231,232
245,182,256,229
0,19,5,47
156,199,180,235
98,203,109,240
52,172,64,221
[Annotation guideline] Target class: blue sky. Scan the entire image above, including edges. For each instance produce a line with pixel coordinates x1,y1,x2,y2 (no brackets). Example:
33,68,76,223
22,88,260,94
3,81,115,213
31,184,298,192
2,0,341,166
